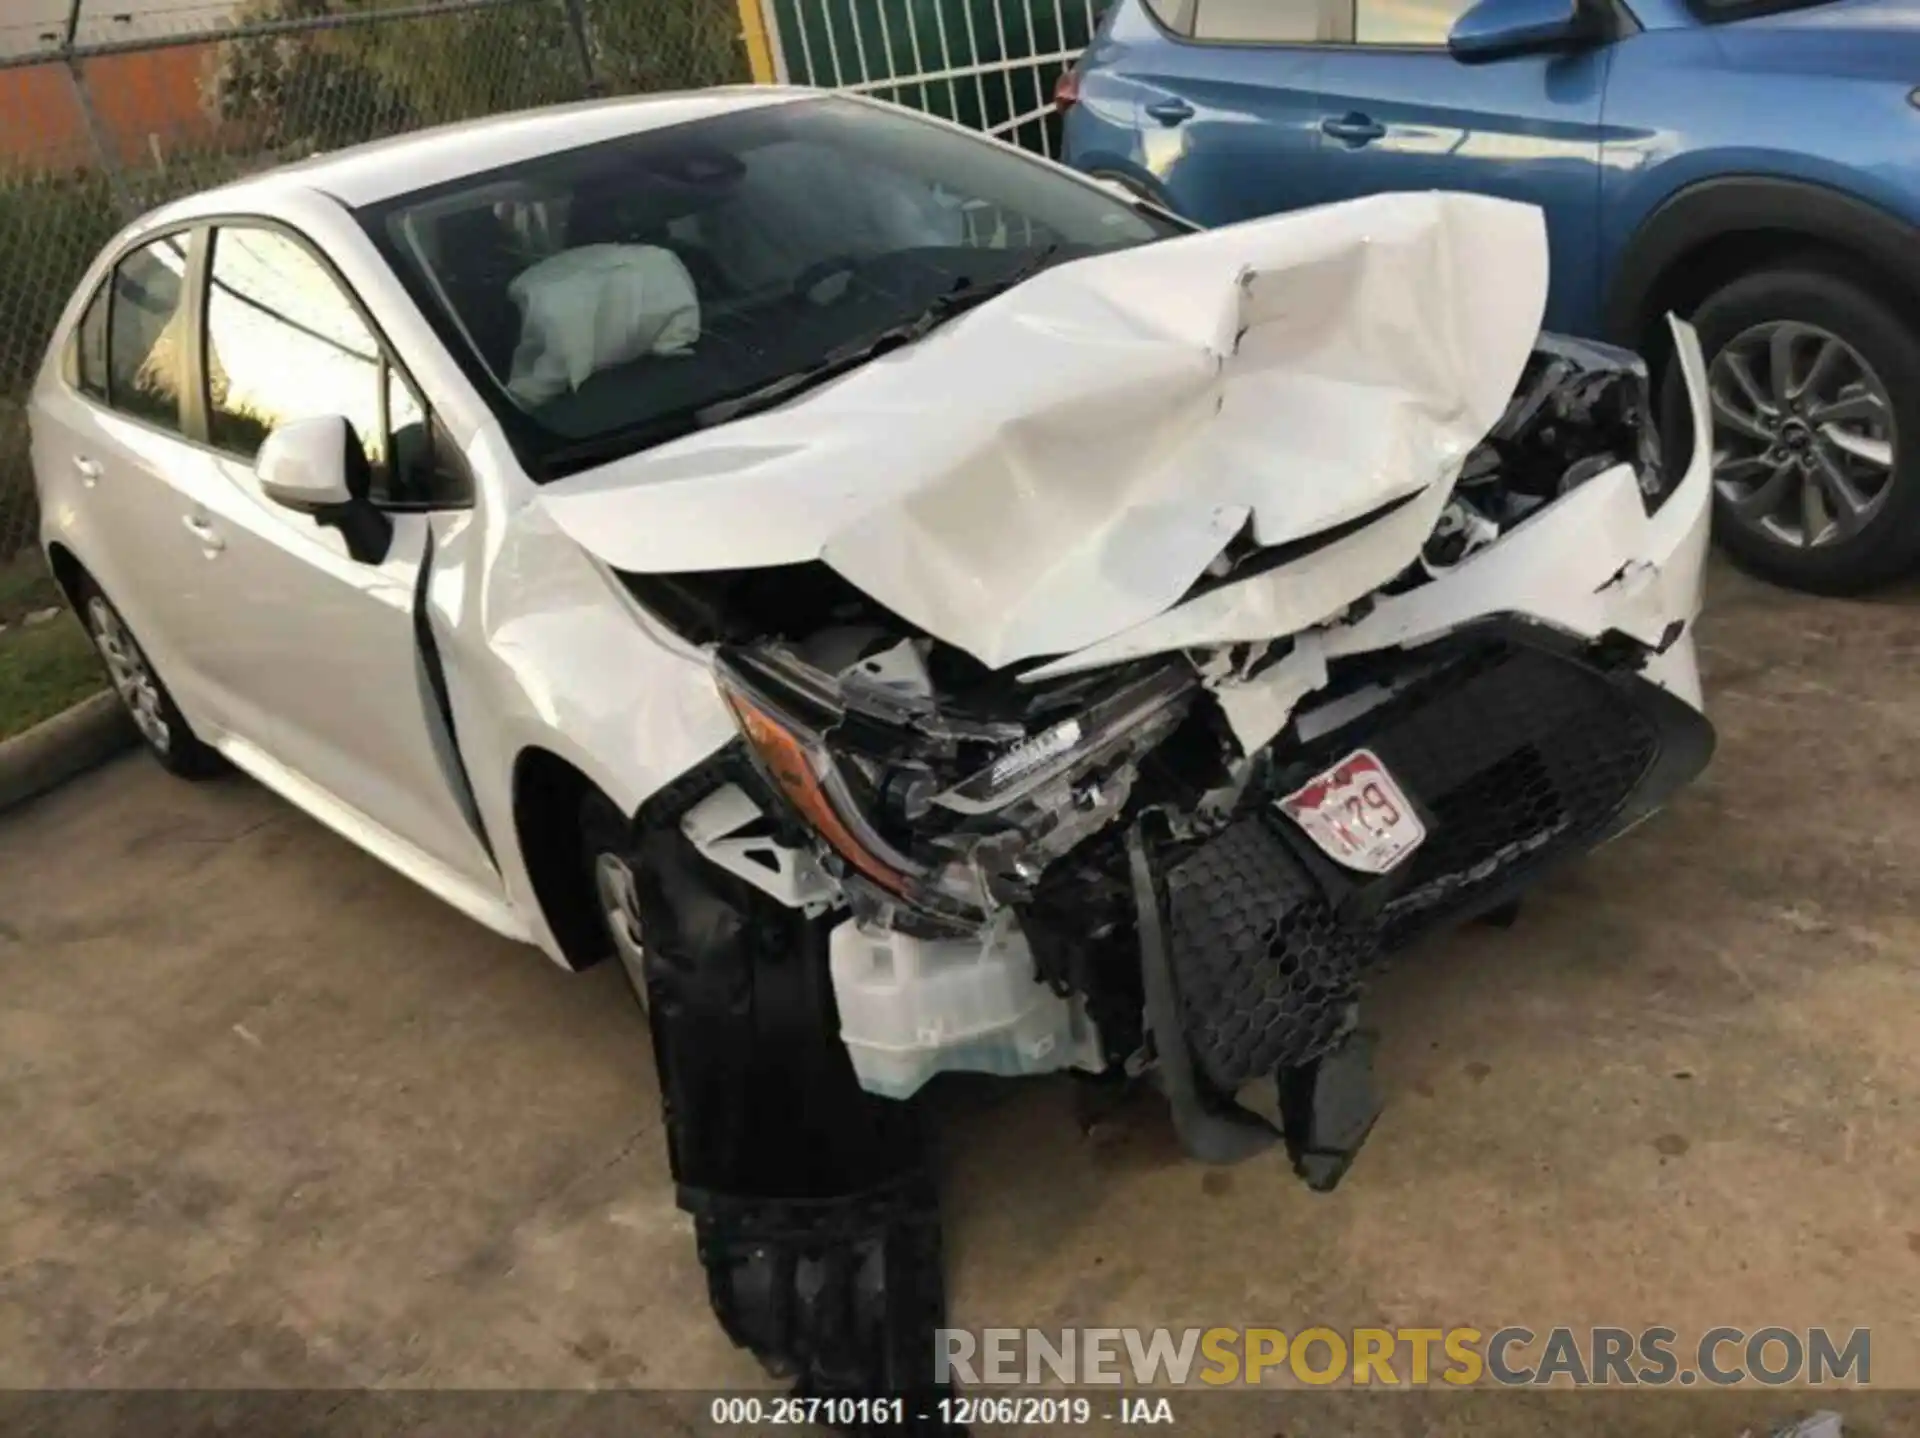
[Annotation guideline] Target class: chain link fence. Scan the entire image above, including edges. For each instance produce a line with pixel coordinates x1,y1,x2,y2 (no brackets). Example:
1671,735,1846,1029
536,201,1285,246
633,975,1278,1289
0,0,749,565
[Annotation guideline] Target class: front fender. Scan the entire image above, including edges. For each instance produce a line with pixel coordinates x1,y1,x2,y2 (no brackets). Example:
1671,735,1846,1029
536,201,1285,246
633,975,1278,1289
442,496,735,964
1605,172,1920,344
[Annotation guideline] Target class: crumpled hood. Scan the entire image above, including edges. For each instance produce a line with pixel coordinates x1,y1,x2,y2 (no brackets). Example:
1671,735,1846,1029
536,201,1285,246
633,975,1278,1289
537,190,1548,670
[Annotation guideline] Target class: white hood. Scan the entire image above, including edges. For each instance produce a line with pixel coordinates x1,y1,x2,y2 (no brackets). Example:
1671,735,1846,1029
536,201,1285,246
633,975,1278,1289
536,191,1549,671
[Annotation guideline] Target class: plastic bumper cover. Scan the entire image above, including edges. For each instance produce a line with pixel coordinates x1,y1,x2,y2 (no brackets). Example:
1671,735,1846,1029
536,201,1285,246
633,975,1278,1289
1166,621,1714,1095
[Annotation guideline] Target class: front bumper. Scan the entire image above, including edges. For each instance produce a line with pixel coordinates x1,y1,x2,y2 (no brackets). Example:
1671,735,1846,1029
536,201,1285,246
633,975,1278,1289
1165,621,1714,1094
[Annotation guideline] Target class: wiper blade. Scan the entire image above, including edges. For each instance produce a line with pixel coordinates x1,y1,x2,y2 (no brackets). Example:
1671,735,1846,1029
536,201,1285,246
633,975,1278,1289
538,409,711,479
697,243,1065,428
694,327,913,428
538,343,883,477
916,240,1065,325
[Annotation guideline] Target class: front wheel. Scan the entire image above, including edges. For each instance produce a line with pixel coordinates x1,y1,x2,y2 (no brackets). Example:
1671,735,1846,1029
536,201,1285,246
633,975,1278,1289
1667,263,1920,594
580,791,648,1015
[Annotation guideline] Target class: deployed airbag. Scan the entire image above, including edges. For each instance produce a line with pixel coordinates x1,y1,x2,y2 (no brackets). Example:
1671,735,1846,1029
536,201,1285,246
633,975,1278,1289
508,244,701,404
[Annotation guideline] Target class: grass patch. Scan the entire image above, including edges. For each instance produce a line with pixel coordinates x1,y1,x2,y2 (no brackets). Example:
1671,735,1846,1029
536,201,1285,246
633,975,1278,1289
0,548,63,626
0,610,105,741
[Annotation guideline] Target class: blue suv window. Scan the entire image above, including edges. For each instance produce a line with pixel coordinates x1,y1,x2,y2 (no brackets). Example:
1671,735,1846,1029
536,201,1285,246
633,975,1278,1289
1142,0,1196,30
1192,0,1348,41
1356,0,1477,43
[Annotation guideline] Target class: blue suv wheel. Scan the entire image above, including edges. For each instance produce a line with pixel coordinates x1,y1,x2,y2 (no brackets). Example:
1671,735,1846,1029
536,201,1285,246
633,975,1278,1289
1669,263,1920,594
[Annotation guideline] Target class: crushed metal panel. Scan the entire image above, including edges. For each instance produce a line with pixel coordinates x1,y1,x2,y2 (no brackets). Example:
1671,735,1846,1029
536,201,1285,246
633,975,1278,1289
538,191,1549,670
1155,319,1714,753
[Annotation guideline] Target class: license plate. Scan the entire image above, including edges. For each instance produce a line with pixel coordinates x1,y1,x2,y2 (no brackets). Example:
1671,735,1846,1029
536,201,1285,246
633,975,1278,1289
1276,748,1425,875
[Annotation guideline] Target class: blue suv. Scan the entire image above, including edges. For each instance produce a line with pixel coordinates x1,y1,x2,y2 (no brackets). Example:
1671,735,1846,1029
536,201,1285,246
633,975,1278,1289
1060,0,1920,592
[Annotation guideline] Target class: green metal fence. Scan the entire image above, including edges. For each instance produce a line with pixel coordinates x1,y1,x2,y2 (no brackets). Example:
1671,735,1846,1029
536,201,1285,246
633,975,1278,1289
754,0,1108,158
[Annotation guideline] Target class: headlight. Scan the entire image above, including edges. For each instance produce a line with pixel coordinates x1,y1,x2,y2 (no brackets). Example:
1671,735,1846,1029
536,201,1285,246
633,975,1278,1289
717,679,924,898
715,649,1195,918
929,666,1195,816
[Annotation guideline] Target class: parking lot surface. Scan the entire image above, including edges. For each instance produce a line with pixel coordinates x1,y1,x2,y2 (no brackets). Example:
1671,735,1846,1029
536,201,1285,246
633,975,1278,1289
4,563,1920,1433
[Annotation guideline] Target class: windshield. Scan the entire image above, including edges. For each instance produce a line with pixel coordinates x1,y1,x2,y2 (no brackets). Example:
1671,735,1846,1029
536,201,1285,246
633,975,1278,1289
358,96,1178,478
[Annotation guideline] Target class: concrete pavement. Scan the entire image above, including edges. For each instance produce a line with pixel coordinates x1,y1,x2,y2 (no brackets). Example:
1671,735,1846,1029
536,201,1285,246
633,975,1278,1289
3,562,1919,1432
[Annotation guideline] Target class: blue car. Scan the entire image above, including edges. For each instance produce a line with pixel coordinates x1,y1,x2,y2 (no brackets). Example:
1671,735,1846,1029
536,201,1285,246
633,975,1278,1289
1059,0,1920,593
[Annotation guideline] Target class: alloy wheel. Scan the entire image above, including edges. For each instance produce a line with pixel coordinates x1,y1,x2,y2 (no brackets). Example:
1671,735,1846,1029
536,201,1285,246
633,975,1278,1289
86,597,171,755
1709,320,1896,549
593,849,649,1012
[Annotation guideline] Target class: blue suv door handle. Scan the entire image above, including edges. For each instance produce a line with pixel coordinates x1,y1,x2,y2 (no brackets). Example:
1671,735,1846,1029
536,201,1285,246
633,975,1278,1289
1145,97,1195,125
1322,112,1387,146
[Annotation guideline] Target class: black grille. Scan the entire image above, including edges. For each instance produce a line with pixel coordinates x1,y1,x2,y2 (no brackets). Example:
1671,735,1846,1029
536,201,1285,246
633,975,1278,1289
1288,637,1661,945
1163,632,1667,1091
1165,818,1368,1092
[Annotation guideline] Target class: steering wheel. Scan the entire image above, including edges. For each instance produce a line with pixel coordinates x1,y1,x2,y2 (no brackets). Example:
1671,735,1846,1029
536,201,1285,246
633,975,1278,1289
791,254,861,306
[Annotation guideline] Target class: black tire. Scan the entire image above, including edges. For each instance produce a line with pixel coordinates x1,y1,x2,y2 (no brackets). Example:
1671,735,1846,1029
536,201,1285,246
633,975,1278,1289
75,578,223,778
1663,262,1920,594
579,790,649,1014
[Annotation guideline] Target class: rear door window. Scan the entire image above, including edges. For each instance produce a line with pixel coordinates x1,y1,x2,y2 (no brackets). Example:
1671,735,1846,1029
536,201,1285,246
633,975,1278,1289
68,282,109,401
105,234,193,433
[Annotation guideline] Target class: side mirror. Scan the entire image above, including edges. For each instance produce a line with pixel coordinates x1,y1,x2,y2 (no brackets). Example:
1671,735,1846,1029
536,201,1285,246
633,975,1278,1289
256,414,355,512
255,414,393,564
1448,0,1594,63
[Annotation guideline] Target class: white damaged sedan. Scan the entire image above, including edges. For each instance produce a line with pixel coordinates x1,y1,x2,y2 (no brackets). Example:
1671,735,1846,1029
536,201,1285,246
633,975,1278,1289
30,88,1714,1412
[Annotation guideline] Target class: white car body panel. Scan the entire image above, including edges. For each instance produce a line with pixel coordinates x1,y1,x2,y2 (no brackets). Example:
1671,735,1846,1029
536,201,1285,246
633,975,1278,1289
30,389,217,708
1032,318,1714,681
218,728,532,940
27,90,1710,977
538,190,1550,671
475,499,738,819
1205,317,1715,753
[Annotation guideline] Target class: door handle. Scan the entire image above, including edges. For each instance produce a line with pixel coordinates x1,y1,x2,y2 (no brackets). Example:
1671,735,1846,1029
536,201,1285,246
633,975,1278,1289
1145,97,1194,125
1322,113,1387,146
182,513,225,554
72,455,101,487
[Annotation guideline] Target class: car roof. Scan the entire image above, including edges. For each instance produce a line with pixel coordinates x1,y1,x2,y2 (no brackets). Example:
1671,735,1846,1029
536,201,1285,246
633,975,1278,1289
150,85,820,222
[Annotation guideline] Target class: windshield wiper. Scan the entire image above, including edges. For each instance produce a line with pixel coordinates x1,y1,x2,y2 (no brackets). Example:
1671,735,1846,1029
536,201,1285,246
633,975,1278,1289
538,406,720,480
696,242,1065,428
540,243,1064,477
